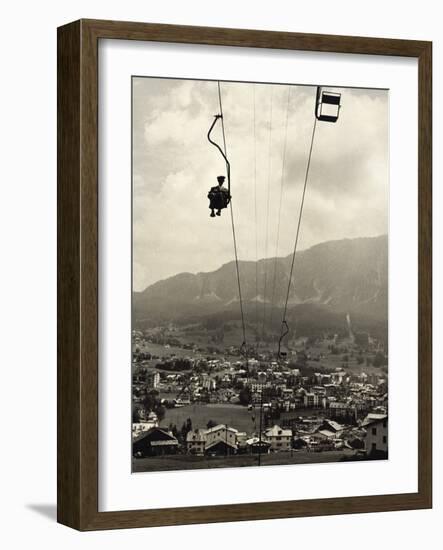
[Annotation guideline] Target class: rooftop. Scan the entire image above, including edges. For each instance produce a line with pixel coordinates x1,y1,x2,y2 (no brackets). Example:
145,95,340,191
205,424,238,435
361,413,388,427
264,425,292,437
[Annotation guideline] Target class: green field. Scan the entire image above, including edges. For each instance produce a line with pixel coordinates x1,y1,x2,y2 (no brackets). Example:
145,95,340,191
132,449,359,473
138,339,386,376
141,342,198,359
163,403,258,433
136,341,242,371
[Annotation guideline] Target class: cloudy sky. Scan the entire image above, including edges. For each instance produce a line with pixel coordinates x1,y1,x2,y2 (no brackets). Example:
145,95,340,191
132,77,388,291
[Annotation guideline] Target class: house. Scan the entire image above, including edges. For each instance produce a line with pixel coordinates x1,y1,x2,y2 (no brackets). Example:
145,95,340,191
313,420,345,449
309,432,336,451
318,419,344,437
329,401,352,418
186,429,207,456
313,422,336,440
263,425,292,452
132,416,158,439
133,427,179,457
257,371,267,383
304,392,319,408
202,377,216,391
205,439,237,456
293,436,309,450
146,371,160,388
245,437,271,454
251,382,269,393
331,370,346,384
204,424,238,449
236,431,248,445
362,414,388,456
357,372,369,384
146,411,158,424
185,424,244,456
314,373,332,385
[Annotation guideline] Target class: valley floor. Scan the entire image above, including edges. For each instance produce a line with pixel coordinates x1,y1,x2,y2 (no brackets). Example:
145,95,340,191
132,448,361,473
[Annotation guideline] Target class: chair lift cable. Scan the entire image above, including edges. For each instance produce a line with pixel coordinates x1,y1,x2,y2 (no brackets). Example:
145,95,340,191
269,86,292,336
253,85,259,350
261,86,275,343
278,116,318,359
216,82,247,353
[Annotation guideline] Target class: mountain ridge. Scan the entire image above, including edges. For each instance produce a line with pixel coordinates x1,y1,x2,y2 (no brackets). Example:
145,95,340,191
133,235,388,327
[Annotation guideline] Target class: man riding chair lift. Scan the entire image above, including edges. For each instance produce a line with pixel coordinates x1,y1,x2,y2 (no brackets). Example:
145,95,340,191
208,175,230,217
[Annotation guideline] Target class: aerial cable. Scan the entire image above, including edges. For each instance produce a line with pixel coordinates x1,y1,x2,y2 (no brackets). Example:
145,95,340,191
269,86,292,335
261,86,274,343
252,85,259,350
215,81,247,353
278,116,318,360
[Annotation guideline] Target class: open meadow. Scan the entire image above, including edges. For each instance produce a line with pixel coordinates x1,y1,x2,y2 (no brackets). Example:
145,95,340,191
132,448,359,473
162,403,258,433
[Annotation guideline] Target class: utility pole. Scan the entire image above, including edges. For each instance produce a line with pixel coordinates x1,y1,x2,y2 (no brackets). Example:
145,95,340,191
258,388,263,466
225,423,228,458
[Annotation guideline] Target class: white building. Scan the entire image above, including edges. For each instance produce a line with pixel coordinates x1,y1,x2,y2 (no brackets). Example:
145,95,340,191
132,417,158,439
186,429,207,456
146,371,160,388
204,424,238,448
304,392,319,408
202,377,216,391
263,425,292,452
362,413,388,455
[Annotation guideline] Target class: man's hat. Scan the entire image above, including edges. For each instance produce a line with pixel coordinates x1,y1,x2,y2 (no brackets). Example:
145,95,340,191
217,175,225,182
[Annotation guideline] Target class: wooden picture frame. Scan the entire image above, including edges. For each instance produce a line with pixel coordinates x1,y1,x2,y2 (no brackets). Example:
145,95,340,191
57,19,432,530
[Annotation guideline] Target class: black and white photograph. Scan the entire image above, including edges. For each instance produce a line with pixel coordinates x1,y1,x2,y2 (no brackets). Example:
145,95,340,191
131,76,389,473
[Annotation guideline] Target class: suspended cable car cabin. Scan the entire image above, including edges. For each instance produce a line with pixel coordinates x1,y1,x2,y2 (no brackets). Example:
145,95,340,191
315,87,341,123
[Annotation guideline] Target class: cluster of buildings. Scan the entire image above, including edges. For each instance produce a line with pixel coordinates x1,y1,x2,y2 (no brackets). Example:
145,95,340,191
134,355,387,415
184,424,294,456
132,330,389,464
133,422,295,458
133,413,388,460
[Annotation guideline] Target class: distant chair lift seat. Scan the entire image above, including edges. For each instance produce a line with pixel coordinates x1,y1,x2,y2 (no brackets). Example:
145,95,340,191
315,87,341,123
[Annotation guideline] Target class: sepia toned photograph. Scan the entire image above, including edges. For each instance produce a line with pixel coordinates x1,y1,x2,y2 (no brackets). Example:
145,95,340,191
131,76,389,473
